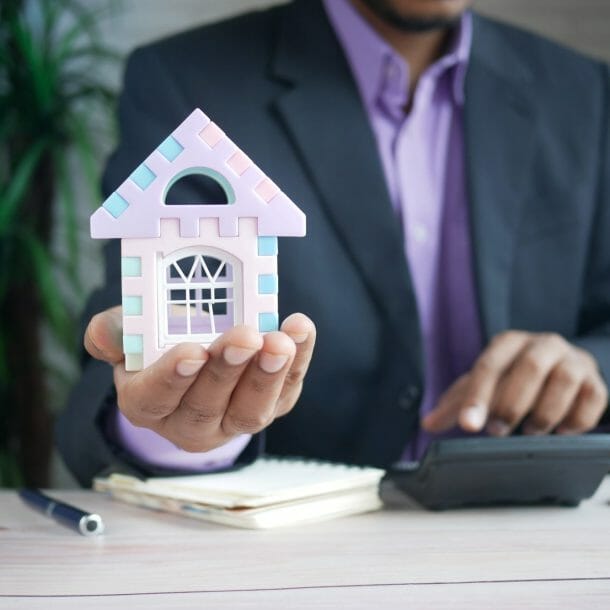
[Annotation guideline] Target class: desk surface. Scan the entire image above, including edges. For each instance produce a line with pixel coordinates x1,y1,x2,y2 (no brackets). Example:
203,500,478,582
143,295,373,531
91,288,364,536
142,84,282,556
2,479,610,609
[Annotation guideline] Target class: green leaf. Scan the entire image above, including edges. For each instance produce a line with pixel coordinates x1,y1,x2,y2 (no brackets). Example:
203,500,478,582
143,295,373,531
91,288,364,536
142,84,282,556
71,113,101,202
11,15,54,113
0,325,9,384
0,139,48,230
62,82,117,105
55,152,79,287
0,0,120,481
52,17,91,66
19,229,75,353
42,0,63,55
51,0,120,65
0,229,15,305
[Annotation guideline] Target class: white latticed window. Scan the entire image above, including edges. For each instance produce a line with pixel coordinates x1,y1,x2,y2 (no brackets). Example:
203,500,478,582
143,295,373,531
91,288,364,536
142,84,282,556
160,248,241,343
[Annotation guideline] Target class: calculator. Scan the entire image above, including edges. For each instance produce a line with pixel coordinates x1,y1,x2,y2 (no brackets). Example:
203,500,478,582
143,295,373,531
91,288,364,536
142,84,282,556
388,434,610,510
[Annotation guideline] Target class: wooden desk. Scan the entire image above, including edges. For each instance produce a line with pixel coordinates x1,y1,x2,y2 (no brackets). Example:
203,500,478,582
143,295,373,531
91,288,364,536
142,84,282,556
2,479,610,609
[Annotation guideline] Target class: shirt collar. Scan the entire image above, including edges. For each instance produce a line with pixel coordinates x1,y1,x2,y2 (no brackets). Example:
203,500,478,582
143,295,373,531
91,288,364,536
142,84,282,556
323,0,472,116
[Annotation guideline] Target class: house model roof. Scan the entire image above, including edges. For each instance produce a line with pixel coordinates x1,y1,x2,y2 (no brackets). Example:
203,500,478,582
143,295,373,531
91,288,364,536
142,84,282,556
90,108,306,239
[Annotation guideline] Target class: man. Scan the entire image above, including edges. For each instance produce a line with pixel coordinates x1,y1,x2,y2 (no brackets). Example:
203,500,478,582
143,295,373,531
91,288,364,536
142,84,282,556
58,0,610,486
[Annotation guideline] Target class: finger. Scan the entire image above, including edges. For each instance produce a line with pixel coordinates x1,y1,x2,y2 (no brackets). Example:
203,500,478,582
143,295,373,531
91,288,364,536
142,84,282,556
521,354,585,435
556,375,609,434
453,331,531,432
221,331,296,436
115,342,208,427
160,326,263,445
488,333,570,435
422,374,475,432
84,306,124,364
276,314,316,417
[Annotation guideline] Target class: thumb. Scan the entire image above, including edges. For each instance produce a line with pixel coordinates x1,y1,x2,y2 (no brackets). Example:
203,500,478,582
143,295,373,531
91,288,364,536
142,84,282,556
84,305,124,365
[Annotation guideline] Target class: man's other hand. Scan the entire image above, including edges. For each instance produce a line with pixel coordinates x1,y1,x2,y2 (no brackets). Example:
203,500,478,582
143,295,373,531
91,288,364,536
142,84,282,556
422,331,608,437
84,306,316,452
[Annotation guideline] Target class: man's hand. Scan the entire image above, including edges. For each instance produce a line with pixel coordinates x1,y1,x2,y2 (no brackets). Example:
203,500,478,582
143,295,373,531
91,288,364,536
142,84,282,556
422,331,608,437
85,306,316,452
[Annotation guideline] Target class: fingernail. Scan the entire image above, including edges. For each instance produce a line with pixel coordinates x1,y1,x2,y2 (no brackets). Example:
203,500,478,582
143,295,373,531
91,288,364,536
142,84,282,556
487,418,511,437
556,427,577,435
258,352,289,373
286,332,308,344
176,359,206,377
223,345,257,366
461,404,487,431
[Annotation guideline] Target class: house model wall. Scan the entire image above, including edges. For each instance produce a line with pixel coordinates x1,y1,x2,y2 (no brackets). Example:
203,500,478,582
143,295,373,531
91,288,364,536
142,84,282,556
90,108,306,371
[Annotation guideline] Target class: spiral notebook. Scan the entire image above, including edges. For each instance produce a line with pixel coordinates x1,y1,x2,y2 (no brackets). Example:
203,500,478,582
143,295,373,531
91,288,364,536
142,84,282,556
94,457,385,529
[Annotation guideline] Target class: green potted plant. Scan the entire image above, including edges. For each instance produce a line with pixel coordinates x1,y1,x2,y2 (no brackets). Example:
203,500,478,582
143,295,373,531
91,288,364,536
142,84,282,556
0,0,118,486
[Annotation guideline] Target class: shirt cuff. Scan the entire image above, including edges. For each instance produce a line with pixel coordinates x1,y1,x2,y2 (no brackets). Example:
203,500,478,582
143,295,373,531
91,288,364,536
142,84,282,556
113,410,251,472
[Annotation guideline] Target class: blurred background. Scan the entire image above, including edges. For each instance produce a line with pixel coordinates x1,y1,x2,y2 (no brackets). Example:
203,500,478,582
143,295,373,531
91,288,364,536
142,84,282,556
1,0,609,489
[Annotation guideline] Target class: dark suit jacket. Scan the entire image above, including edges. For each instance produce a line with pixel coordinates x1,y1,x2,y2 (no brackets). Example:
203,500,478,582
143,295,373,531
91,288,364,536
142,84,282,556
57,0,610,486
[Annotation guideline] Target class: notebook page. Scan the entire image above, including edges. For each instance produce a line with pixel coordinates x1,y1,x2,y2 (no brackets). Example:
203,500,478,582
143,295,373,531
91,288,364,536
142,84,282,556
141,458,385,507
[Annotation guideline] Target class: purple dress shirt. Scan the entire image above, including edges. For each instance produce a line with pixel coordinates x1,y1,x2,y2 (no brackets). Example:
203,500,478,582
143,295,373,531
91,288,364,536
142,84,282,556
115,0,484,470
324,0,483,459
115,410,251,471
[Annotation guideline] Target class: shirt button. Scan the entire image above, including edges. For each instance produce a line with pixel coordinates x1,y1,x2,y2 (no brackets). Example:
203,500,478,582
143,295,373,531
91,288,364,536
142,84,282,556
398,385,421,411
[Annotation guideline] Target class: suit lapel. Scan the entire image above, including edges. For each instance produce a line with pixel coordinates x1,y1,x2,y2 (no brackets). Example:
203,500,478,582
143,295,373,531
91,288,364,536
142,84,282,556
465,15,538,341
268,6,539,370
271,1,423,370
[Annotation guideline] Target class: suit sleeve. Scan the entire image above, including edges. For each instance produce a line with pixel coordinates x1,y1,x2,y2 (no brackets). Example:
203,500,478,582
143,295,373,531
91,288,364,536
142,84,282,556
573,64,610,413
55,47,263,487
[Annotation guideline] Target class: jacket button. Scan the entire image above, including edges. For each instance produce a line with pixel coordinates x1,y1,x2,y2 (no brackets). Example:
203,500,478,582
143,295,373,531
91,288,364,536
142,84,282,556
398,385,421,411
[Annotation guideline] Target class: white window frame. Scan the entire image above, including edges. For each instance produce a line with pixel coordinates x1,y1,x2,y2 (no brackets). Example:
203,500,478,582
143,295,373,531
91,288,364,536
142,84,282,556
158,246,242,347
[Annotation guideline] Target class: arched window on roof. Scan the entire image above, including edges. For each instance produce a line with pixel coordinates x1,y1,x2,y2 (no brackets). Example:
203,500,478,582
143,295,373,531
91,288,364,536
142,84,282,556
163,167,235,205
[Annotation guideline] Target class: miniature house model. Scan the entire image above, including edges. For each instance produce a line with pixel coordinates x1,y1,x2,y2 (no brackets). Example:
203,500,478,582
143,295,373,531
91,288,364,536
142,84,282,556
91,108,306,371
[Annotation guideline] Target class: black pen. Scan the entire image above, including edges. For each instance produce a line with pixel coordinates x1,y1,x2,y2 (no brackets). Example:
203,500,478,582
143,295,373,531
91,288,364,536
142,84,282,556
18,488,105,536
